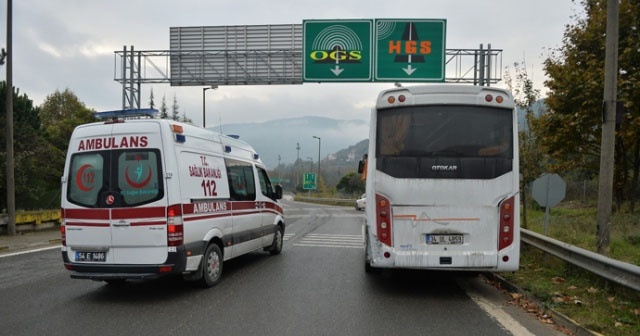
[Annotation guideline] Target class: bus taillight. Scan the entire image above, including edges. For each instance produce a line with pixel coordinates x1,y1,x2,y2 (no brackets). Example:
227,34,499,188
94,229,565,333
167,204,184,247
376,194,392,246
498,196,515,250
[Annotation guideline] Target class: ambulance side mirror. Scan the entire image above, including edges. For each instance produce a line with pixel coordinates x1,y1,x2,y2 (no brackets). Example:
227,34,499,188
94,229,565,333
274,184,283,200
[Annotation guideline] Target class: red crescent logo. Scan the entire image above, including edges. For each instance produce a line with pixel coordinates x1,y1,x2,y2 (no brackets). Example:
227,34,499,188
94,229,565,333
105,195,115,205
125,166,153,188
75,164,94,192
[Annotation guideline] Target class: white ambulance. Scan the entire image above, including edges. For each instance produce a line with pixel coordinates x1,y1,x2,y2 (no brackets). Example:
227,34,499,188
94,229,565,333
60,109,284,287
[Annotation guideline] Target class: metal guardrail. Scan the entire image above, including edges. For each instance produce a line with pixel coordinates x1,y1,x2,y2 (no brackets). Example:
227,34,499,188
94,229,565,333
0,210,61,234
521,229,640,292
0,210,60,226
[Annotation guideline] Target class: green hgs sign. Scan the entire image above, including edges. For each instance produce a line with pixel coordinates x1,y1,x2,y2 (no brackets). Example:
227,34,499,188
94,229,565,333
374,19,446,82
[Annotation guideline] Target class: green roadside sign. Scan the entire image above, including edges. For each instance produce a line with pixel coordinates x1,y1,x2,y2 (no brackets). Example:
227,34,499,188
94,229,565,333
303,19,373,82
374,19,446,82
303,173,317,190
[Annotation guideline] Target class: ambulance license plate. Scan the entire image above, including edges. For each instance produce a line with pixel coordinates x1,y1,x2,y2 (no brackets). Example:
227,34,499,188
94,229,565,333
426,234,463,245
76,251,106,262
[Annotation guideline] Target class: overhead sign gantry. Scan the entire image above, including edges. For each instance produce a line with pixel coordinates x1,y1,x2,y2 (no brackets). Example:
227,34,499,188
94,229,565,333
115,20,501,110
303,19,446,82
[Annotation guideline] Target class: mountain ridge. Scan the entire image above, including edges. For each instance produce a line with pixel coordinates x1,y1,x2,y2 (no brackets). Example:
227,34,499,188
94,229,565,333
210,115,369,168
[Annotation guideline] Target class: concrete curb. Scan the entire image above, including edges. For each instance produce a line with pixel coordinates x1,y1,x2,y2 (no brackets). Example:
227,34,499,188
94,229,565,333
483,272,603,336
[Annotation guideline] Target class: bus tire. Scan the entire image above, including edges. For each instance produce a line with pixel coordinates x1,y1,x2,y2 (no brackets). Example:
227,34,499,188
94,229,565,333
200,243,223,288
364,231,376,273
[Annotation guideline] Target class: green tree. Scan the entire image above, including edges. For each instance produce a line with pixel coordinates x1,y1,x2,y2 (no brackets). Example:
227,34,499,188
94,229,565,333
181,112,192,123
149,87,155,110
39,89,96,152
171,95,180,121
541,0,640,209
0,83,62,209
504,62,543,228
336,172,365,195
37,89,96,208
159,95,169,119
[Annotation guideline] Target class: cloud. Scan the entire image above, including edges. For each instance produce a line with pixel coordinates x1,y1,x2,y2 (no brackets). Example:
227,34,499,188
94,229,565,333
0,0,580,126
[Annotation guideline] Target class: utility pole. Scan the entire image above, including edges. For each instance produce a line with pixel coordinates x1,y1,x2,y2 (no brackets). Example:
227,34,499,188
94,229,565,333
5,0,15,236
202,86,217,128
313,136,321,191
596,0,619,255
295,143,300,190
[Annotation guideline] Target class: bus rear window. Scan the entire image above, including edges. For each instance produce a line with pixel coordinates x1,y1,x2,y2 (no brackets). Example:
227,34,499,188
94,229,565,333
376,105,513,179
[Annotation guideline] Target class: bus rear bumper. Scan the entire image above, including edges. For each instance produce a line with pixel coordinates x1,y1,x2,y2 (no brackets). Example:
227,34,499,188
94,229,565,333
369,247,519,272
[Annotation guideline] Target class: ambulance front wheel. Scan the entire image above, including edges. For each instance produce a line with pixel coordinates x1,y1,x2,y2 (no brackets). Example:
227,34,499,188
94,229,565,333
200,243,223,288
267,225,284,256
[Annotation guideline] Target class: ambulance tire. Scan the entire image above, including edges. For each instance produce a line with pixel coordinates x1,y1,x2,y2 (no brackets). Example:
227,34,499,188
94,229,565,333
200,243,223,288
267,225,284,255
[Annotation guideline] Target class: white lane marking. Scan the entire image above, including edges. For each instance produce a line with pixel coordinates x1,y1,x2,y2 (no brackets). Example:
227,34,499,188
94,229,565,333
0,245,61,258
459,280,535,336
293,234,363,249
285,214,364,219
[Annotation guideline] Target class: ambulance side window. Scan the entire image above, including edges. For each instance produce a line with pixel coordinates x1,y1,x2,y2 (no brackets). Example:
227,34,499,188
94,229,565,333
68,153,104,207
225,159,256,201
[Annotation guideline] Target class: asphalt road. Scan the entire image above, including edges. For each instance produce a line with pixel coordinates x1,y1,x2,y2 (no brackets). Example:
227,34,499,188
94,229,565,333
0,200,563,336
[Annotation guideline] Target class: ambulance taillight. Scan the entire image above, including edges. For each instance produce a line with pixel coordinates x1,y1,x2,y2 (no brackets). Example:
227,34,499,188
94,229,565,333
60,208,66,246
167,204,184,246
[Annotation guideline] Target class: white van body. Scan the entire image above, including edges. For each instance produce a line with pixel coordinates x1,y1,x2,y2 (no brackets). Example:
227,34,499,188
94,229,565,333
61,111,284,287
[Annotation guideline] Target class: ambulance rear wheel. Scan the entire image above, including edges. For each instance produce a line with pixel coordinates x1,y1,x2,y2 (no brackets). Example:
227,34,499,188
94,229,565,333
200,243,223,288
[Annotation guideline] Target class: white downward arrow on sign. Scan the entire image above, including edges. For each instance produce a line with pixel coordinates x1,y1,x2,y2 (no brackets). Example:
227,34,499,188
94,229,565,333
403,65,417,75
331,66,344,76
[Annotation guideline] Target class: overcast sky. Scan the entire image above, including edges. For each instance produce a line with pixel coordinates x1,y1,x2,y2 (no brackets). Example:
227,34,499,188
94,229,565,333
0,0,581,128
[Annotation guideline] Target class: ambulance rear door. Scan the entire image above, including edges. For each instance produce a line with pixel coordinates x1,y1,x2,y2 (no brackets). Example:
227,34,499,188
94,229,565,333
64,121,169,265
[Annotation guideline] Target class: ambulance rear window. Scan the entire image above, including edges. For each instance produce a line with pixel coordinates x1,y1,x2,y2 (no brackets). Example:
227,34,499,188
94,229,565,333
67,149,163,208
117,150,162,205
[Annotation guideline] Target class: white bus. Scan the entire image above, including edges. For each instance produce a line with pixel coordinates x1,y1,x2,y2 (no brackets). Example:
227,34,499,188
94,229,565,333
359,85,519,272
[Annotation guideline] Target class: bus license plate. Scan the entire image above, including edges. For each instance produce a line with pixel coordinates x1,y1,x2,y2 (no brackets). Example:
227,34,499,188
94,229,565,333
75,251,106,262
427,234,463,245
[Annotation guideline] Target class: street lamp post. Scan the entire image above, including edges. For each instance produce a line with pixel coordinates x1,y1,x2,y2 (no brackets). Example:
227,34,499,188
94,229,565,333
313,136,321,190
202,85,218,128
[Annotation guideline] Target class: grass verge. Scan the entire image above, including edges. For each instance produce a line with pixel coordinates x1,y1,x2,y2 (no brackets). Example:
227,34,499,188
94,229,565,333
503,202,640,335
